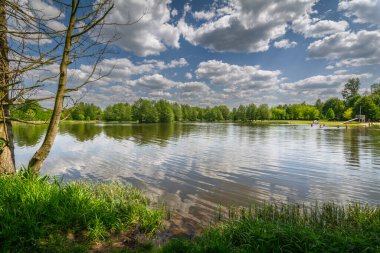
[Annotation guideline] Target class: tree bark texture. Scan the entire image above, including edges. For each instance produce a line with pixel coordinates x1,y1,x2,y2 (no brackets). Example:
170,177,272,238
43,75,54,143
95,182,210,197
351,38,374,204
0,1,16,173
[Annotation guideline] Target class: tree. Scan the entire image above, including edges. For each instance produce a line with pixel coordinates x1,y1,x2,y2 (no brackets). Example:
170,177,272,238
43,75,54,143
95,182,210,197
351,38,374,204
353,96,379,121
155,99,174,123
0,0,121,173
246,104,257,120
132,99,158,123
28,0,116,173
103,103,132,121
305,106,320,120
172,103,182,121
322,98,345,120
71,103,102,121
217,105,231,120
342,78,360,101
236,105,246,121
315,98,324,113
271,107,286,120
371,83,380,95
11,101,52,121
257,104,271,120
343,108,353,120
181,104,191,121
345,95,361,108
326,108,335,120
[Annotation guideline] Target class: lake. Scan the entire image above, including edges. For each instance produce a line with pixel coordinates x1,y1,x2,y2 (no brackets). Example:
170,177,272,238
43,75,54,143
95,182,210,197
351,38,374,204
14,122,380,228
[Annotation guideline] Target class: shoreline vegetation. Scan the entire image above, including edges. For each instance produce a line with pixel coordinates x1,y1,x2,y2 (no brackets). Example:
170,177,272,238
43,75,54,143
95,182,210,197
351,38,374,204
12,119,378,129
1,172,379,252
11,93,380,125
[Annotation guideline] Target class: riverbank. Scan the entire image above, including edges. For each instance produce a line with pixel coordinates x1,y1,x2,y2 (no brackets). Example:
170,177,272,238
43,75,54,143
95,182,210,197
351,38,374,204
159,202,380,253
0,171,163,252
1,173,379,252
12,119,373,127
246,119,370,127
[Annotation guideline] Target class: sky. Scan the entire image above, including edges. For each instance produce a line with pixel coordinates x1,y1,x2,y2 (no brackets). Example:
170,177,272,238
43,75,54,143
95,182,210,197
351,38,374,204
28,0,380,108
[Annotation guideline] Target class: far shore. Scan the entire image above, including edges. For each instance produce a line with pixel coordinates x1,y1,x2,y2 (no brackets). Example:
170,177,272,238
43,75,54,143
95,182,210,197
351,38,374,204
11,119,378,128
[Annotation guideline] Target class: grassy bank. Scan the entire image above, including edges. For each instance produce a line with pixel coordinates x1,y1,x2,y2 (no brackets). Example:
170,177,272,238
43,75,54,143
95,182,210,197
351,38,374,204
0,171,163,252
1,173,379,252
160,203,380,253
246,120,368,127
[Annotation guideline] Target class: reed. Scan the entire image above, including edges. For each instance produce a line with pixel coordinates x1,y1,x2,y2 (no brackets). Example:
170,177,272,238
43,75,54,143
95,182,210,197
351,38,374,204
160,202,380,253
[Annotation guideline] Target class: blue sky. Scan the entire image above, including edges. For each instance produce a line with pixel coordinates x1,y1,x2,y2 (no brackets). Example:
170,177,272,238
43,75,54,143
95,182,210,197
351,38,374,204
30,0,380,108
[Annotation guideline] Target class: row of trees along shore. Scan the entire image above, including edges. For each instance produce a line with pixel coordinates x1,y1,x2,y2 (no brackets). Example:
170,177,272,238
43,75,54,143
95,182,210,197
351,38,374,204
13,79,380,123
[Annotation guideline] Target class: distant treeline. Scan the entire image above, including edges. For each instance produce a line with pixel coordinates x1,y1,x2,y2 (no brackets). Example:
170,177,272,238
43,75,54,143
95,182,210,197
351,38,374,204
11,79,380,123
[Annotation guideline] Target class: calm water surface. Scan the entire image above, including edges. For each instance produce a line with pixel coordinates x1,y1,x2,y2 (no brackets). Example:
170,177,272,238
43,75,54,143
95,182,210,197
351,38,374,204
14,123,380,225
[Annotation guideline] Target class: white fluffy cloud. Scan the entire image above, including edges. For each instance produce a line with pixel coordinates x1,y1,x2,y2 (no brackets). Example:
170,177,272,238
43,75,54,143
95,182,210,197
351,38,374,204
103,0,180,56
178,0,315,53
292,16,349,38
177,81,211,98
308,30,380,67
192,10,216,21
339,0,380,25
185,72,193,79
277,73,373,103
26,57,189,91
273,39,297,49
195,60,282,91
128,74,177,90
28,0,64,19
281,73,372,92
98,75,212,106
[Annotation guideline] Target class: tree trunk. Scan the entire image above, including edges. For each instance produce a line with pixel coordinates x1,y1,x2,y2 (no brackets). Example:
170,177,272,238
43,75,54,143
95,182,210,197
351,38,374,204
0,1,16,174
28,0,78,173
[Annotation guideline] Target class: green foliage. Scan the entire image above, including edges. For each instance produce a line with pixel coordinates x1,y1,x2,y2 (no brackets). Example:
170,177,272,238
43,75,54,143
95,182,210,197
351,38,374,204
353,96,380,120
217,105,231,120
246,104,257,120
172,103,183,121
71,102,102,121
257,104,271,120
160,202,380,253
132,99,159,123
345,94,361,108
370,83,380,95
284,104,320,120
343,108,353,120
0,172,163,252
103,103,132,121
326,108,335,120
11,100,52,121
342,78,360,101
155,99,175,123
13,93,379,124
235,105,247,121
322,97,345,120
270,107,286,120
371,94,380,107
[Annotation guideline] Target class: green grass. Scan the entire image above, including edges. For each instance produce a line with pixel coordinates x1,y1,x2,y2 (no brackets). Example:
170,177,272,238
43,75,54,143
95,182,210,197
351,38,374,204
246,120,367,127
159,202,380,253
2,172,379,252
0,170,163,252
286,120,366,127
